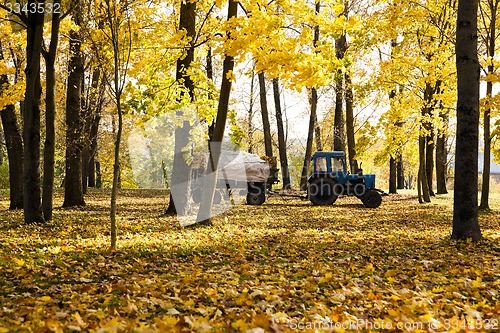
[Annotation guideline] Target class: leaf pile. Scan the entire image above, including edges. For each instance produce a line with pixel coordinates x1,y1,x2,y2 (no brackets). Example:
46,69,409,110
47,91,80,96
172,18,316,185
0,189,499,332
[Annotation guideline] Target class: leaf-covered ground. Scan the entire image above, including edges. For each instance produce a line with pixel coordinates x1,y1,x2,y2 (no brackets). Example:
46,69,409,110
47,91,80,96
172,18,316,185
1,189,499,332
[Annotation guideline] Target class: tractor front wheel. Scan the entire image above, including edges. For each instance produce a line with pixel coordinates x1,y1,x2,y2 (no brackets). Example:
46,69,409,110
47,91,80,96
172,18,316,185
361,190,382,208
308,178,338,205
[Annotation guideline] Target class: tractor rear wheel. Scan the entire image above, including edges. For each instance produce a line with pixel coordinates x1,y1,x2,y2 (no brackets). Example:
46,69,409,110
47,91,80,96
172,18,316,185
308,178,338,205
361,190,382,208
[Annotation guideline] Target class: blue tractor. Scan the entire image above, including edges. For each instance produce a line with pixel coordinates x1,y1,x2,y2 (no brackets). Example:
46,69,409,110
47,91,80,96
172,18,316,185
307,151,382,208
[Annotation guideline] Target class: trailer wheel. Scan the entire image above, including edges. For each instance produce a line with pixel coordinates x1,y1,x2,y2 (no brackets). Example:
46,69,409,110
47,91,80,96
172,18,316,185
192,188,202,203
213,190,222,204
308,178,338,205
247,192,266,205
361,190,382,208
192,188,223,204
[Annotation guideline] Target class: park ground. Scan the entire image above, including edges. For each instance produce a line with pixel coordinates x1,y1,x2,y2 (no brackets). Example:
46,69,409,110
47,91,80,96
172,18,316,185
0,189,499,332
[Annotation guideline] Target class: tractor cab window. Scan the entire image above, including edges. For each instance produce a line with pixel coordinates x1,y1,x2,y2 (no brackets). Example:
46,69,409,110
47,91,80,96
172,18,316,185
331,157,344,172
315,157,327,172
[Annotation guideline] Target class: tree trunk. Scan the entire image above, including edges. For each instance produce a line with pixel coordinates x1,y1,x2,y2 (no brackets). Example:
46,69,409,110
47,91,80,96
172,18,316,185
41,1,61,220
88,157,96,187
334,33,346,152
422,82,436,197
314,113,322,151
96,161,102,188
418,134,431,203
479,0,497,209
63,4,85,207
418,82,434,203
389,155,397,194
87,112,101,188
104,0,133,249
345,71,357,172
1,105,24,209
23,0,45,223
426,129,435,196
81,69,101,194
197,0,238,224
247,69,255,153
388,42,403,190
259,72,273,157
0,44,23,210
272,78,291,189
436,112,448,194
452,0,482,241
300,88,318,191
110,94,122,250
417,165,422,202
480,86,492,210
396,155,405,190
166,119,192,216
206,48,215,142
300,1,321,191
82,147,89,194
165,0,197,216
388,87,400,194
89,77,105,188
333,80,345,151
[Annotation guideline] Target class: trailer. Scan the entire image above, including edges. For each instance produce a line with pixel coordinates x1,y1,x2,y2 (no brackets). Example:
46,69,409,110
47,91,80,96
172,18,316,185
190,151,279,205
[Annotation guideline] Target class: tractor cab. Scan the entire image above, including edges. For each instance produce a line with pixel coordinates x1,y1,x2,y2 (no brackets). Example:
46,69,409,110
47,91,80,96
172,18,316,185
309,151,347,182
